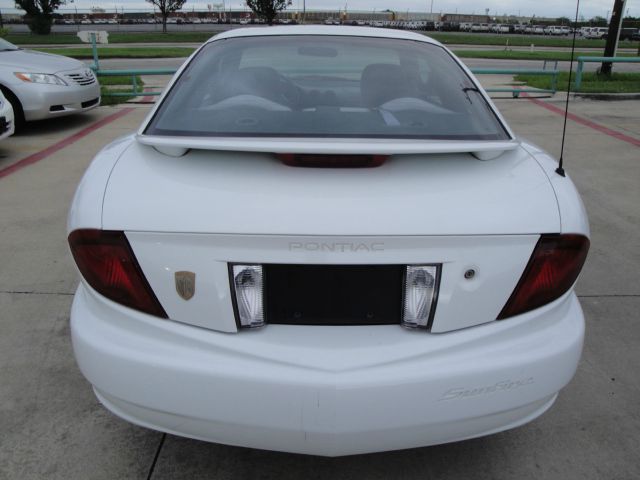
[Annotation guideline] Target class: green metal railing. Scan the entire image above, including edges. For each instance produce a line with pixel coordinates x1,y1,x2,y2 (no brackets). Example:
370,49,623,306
94,67,560,99
94,68,176,97
470,68,559,97
88,32,176,98
575,56,640,90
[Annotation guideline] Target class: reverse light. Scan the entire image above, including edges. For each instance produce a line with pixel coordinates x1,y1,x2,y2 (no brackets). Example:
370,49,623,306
68,229,167,318
14,72,68,86
402,265,440,329
498,234,590,320
231,265,264,328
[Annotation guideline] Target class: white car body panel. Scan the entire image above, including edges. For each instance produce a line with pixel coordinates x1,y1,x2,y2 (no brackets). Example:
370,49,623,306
102,142,560,236
522,142,590,235
71,283,584,456
67,135,133,231
126,232,538,333
68,27,590,456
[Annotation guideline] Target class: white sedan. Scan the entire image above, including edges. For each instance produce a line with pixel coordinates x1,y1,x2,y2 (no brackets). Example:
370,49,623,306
0,37,100,129
68,26,590,457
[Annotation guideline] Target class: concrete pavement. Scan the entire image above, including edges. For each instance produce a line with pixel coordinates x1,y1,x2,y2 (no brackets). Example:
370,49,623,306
0,94,639,479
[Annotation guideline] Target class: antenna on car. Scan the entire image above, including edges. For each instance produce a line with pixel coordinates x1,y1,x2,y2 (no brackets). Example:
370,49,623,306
556,0,581,177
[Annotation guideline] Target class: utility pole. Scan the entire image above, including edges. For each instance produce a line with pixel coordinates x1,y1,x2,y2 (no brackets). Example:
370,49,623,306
601,0,626,75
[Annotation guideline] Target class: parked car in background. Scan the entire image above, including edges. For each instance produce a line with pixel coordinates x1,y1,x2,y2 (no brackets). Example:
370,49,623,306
584,27,594,37
533,25,545,34
68,26,590,457
0,89,15,140
587,27,608,39
438,21,460,32
619,28,638,41
470,23,483,32
0,38,100,130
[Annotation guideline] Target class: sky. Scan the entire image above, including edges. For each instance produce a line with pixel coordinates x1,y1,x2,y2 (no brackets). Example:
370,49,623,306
1,0,638,19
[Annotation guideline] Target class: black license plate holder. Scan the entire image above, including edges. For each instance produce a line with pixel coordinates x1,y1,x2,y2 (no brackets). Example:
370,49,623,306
265,264,404,326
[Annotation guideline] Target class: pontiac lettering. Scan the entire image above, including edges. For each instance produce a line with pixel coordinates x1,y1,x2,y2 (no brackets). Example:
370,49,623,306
289,242,385,252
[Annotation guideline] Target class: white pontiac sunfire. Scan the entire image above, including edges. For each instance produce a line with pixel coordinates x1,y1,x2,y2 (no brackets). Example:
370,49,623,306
68,26,590,457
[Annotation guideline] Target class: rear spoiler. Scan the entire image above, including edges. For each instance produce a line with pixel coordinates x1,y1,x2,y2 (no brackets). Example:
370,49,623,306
136,134,520,161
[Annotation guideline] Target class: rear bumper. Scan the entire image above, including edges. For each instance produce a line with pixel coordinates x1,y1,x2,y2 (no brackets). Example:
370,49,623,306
71,284,585,456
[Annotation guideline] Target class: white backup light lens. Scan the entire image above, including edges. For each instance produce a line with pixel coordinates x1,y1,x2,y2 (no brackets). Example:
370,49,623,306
402,266,438,329
232,265,264,328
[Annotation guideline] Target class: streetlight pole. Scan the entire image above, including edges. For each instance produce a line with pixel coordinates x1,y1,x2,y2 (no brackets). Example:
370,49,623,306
601,0,627,75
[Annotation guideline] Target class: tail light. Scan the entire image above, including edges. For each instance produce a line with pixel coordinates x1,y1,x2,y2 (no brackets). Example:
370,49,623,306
68,229,167,318
277,154,388,168
498,234,590,320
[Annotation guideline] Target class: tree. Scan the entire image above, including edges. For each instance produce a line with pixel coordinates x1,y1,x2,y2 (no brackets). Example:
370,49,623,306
557,16,571,26
15,0,66,34
146,0,187,33
245,0,290,25
589,16,608,26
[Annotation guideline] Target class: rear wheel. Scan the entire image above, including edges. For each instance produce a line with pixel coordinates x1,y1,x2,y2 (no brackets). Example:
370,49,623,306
0,86,25,132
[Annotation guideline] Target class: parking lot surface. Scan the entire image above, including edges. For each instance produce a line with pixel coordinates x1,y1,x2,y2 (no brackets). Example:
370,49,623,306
1,94,639,479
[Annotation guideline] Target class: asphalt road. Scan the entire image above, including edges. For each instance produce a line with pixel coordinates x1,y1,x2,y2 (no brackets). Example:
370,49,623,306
1,93,639,479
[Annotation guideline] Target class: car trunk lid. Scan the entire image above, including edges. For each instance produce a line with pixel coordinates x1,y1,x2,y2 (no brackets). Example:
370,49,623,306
103,141,559,236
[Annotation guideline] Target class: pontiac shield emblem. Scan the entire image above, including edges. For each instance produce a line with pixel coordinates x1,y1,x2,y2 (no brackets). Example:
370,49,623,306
175,271,196,300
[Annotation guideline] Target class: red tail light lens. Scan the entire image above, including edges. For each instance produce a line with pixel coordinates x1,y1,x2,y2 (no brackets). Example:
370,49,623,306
277,153,388,168
68,229,167,318
498,234,590,320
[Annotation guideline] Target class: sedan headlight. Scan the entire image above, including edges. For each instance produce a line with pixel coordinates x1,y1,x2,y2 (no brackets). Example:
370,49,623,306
14,72,68,86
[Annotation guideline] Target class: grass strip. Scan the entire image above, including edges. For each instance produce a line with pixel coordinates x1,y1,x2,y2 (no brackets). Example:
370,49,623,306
7,31,639,49
98,75,146,105
98,75,144,86
515,71,640,93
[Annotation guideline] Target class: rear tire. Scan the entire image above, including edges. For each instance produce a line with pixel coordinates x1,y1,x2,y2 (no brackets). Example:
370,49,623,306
0,86,25,132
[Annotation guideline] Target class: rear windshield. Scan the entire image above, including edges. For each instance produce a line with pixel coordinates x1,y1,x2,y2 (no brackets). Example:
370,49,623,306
146,35,509,141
